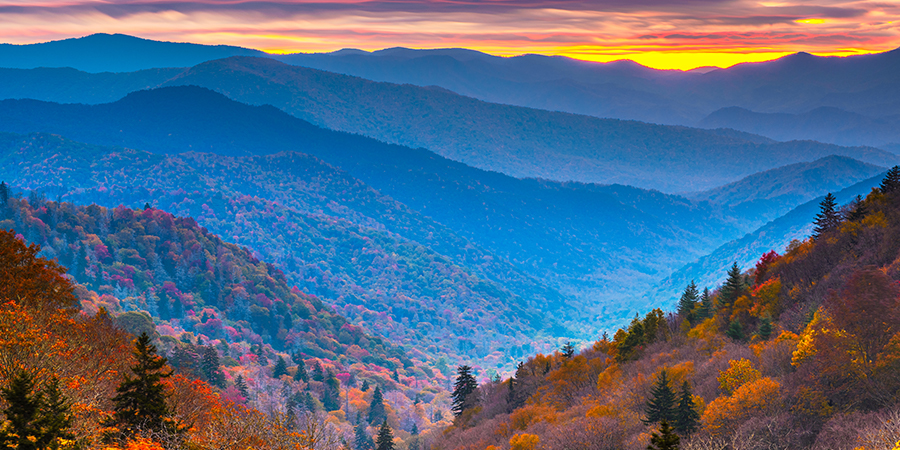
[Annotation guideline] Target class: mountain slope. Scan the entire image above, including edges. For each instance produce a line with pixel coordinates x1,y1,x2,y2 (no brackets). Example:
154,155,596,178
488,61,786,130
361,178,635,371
699,106,900,148
689,155,886,221
0,132,571,367
0,33,264,72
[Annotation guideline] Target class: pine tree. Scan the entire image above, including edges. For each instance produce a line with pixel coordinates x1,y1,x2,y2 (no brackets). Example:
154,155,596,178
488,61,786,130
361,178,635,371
677,280,699,323
696,288,712,320
643,370,676,424
812,193,841,240
312,361,325,382
367,386,386,424
38,377,75,449
726,319,745,341
360,379,370,392
718,262,745,310
272,356,289,379
303,392,317,412
451,365,478,417
254,344,268,366
880,165,900,194
673,381,699,435
0,181,8,209
561,341,576,358
845,194,868,222
322,371,341,412
293,358,309,383
106,332,182,442
200,345,225,388
375,420,394,450
354,421,374,450
0,371,44,450
757,315,774,340
234,375,249,399
647,420,680,450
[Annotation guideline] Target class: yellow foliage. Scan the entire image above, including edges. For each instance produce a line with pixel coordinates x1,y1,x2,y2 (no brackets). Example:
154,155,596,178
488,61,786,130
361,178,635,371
688,317,719,341
717,359,761,395
702,377,782,435
792,386,833,418
509,433,540,450
596,364,622,392
102,437,165,450
508,404,556,431
750,278,782,318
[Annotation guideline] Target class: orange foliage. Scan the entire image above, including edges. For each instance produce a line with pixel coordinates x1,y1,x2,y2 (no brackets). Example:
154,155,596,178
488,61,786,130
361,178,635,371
0,228,77,310
750,277,782,319
508,404,557,431
702,377,781,435
509,433,540,450
717,358,761,395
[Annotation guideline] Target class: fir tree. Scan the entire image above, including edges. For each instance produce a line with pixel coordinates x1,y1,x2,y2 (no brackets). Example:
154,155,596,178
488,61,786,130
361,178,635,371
643,370,676,424
272,356,289,379
451,365,478,417
312,361,325,382
253,344,267,366
360,379,370,392
677,280,699,323
812,193,841,240
561,341,576,358
647,420,680,450
726,320,745,341
38,377,75,449
293,358,309,383
757,315,774,340
673,381,700,435
375,420,394,450
718,262,745,310
696,288,712,320
354,421,374,450
322,371,341,412
303,392,317,412
106,332,183,442
845,194,868,222
367,386,386,424
0,182,8,208
234,375,249,399
0,371,44,450
200,346,225,388
880,165,900,194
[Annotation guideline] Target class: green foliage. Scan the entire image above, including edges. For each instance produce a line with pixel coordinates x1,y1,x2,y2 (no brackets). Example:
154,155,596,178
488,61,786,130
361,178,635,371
677,280,699,324
812,193,841,240
200,346,225,388
726,320,745,341
757,315,773,340
673,381,699,435
322,371,341,412
615,309,666,362
451,365,478,417
643,370,676,425
375,420,394,450
272,357,289,379
718,262,745,311
0,371,75,450
561,342,575,359
647,420,680,450
292,358,309,383
354,420,374,450
367,386,386,425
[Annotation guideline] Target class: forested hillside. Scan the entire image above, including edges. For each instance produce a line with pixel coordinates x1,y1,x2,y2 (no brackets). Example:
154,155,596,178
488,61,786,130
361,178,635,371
436,169,900,450
1,190,453,448
0,132,570,370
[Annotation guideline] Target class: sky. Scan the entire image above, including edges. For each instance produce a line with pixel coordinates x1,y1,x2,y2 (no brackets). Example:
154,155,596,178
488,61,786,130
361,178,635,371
1,0,899,70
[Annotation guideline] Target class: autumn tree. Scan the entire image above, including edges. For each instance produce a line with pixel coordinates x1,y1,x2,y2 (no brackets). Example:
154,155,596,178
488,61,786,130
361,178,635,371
673,381,699,435
812,193,841,240
644,370,676,425
451,365,478,417
367,386,386,424
106,332,182,444
374,420,394,450
0,229,77,310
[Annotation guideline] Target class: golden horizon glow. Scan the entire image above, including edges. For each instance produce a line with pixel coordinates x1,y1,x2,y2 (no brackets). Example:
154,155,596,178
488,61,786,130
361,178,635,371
1,1,899,71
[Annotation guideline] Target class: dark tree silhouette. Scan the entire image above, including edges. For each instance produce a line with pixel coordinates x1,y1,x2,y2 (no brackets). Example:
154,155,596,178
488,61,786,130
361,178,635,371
644,370,676,424
673,381,700,435
812,193,841,240
451,365,478,417
647,420,680,450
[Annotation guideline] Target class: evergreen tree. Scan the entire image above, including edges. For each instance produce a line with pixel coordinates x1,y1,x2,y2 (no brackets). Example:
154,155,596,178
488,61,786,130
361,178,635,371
696,288,712,320
561,341,576,358
0,181,8,208
451,365,478,417
367,386,386,424
616,315,645,362
880,165,900,194
375,420,394,450
272,356,289,379
643,370,676,424
253,344,267,366
673,381,699,435
38,377,75,449
757,315,774,340
322,371,341,412
677,280,699,323
303,392,317,412
360,379,370,392
718,262,745,310
200,346,225,388
845,194,868,222
293,358,309,383
106,332,182,442
312,361,325,382
647,420,680,450
812,193,841,240
726,320,745,341
234,375,250,399
0,371,44,450
354,421,374,450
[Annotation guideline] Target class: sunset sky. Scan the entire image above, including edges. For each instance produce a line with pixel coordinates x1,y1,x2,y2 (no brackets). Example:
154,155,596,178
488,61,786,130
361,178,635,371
1,0,899,70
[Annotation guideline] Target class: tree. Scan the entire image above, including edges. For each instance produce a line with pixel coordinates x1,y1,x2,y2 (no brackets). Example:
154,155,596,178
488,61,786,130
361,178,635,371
757,315,774,340
360,379,370,392
677,280,699,323
312,361,325,382
200,346,225,388
451,365,478,417
375,420,394,450
812,193,841,240
367,386,386,424
718,262,744,310
726,320,744,341
673,381,699,435
0,229,78,310
322,371,341,412
696,288,712,320
647,420,680,450
845,194,868,222
0,181,8,208
644,370,676,424
880,165,900,194
106,332,182,442
354,421,374,450
234,375,249,399
561,342,576,359
0,371,44,450
293,358,309,383
38,377,75,449
272,356,289,379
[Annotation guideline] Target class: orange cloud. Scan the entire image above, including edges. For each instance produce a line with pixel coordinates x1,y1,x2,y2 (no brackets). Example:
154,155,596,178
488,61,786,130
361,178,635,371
0,0,898,69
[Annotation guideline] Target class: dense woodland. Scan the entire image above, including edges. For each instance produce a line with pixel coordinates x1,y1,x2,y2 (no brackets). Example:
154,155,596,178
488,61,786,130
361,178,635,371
435,169,900,450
